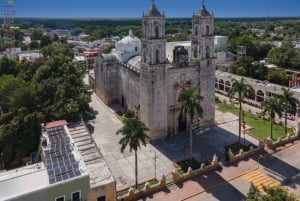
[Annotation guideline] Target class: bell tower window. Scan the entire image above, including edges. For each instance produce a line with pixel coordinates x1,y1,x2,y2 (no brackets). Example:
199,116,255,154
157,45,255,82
206,25,210,36
155,26,159,39
156,50,160,64
193,47,198,58
194,26,198,36
206,46,210,59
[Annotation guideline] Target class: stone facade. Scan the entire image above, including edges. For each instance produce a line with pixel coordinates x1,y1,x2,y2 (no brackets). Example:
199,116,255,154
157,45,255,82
94,2,216,139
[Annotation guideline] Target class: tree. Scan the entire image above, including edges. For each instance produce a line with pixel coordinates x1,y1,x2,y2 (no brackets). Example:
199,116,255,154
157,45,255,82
40,35,52,48
228,78,254,144
246,184,297,201
178,87,203,159
246,183,261,201
279,88,298,135
116,117,149,188
262,97,282,140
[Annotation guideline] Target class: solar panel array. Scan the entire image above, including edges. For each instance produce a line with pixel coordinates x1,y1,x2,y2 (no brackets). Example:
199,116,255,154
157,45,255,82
43,126,81,184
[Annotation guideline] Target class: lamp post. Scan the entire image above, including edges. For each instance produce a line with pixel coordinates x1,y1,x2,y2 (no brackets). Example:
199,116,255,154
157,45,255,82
153,151,157,179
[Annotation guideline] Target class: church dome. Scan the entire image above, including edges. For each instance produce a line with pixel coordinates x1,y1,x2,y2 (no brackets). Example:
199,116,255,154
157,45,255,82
116,30,141,53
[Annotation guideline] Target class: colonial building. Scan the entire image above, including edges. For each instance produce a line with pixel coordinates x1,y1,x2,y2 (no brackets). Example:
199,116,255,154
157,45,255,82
94,2,216,139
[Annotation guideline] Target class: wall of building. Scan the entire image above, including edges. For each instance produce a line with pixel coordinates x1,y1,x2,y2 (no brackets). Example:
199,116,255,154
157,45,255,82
117,64,140,112
167,66,200,135
94,56,119,104
89,181,116,201
11,175,90,201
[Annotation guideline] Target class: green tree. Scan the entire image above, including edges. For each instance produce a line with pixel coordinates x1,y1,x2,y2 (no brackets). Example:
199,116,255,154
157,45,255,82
29,40,40,50
40,35,52,48
262,97,282,140
178,87,203,159
228,78,254,144
279,88,298,135
246,184,297,201
246,183,261,201
30,29,43,40
116,117,149,188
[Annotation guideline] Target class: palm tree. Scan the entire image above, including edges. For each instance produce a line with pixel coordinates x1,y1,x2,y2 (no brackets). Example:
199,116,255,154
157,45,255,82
279,88,298,135
262,97,282,140
116,117,149,188
228,78,254,144
178,87,203,159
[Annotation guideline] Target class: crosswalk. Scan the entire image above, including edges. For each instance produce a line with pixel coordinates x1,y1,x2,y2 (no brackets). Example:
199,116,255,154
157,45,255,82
243,169,278,192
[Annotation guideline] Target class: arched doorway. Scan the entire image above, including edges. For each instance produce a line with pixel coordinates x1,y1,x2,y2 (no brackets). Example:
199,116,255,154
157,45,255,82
225,81,231,92
256,90,264,102
219,79,224,91
215,78,218,88
178,115,187,132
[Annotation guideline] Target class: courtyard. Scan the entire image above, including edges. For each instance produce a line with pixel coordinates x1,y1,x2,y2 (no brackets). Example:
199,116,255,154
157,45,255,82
88,93,259,191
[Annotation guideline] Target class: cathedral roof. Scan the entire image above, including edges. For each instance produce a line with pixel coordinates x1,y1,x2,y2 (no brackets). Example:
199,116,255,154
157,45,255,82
145,1,163,17
196,4,212,17
102,54,117,62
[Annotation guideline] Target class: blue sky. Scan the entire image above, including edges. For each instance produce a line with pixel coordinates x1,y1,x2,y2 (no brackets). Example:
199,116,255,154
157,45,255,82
10,0,300,18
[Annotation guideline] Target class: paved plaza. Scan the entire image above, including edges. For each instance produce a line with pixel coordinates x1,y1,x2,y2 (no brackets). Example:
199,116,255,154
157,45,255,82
88,93,260,191
87,90,300,200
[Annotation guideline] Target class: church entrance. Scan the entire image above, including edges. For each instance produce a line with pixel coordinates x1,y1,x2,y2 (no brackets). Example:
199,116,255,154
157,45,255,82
178,116,187,132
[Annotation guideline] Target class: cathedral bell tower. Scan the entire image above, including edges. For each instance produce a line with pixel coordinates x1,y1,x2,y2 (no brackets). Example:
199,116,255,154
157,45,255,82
140,1,168,139
191,2,216,126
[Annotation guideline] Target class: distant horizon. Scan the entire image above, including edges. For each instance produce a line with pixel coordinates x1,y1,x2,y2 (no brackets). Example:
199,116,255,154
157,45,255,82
11,0,300,18
14,16,299,20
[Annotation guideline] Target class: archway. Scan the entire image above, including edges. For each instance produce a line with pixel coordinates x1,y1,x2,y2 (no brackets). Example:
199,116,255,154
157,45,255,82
155,26,159,39
156,50,160,64
215,78,218,88
225,81,231,92
178,115,187,132
256,90,264,102
219,79,224,91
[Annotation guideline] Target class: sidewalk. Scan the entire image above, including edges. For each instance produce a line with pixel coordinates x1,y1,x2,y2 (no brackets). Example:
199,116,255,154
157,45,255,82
139,156,259,201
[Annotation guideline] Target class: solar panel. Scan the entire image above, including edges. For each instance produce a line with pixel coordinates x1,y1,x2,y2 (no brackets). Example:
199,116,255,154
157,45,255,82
43,125,82,184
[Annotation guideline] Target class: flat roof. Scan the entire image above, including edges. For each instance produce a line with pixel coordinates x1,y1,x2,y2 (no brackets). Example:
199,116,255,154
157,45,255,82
0,163,49,200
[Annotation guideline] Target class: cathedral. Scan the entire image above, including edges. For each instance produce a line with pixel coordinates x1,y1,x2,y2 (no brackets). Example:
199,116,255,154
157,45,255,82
94,2,216,139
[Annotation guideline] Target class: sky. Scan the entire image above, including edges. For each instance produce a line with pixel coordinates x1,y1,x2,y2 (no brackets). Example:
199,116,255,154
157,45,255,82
7,0,300,18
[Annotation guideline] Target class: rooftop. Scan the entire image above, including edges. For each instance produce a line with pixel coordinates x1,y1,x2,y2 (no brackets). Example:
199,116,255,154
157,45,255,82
0,163,49,200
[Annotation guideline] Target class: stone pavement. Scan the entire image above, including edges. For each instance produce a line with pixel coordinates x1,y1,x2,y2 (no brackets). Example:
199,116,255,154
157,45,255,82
88,92,261,192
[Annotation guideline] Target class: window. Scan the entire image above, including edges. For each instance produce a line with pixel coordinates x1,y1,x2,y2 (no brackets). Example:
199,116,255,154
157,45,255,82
156,50,160,64
155,26,159,39
71,191,81,201
97,196,106,201
206,25,210,36
55,196,65,201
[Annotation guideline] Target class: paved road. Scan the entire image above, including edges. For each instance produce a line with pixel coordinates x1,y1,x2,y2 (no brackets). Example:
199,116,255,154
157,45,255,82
259,142,300,198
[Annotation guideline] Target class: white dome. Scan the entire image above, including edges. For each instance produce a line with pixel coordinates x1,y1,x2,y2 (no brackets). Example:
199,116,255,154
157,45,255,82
116,30,141,53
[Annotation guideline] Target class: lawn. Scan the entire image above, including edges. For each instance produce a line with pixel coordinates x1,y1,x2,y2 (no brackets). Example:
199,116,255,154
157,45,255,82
216,101,293,140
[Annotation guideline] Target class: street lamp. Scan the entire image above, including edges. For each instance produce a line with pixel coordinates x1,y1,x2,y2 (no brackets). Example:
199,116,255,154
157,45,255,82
150,150,157,179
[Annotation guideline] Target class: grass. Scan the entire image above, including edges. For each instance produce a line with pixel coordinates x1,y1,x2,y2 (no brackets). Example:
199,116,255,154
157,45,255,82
117,179,159,197
216,102,293,140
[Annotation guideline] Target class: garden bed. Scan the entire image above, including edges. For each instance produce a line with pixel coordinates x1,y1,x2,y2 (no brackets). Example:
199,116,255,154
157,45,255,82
117,179,159,197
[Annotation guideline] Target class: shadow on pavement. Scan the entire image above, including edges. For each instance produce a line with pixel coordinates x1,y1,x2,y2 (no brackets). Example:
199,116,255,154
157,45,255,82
260,155,300,188
150,126,257,165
